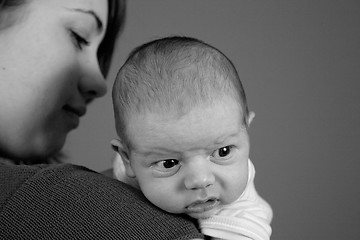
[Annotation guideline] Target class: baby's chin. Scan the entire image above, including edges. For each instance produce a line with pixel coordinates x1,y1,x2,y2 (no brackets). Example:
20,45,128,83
187,210,217,219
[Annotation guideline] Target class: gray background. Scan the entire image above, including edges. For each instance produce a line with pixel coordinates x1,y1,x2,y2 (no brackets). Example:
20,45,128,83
64,1,360,239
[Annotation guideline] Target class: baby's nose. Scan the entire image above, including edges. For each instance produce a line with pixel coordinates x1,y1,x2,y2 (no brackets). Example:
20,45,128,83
184,166,215,190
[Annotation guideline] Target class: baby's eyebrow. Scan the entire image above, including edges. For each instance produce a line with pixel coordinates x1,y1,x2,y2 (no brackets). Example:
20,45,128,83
138,148,176,156
71,8,103,32
212,130,242,146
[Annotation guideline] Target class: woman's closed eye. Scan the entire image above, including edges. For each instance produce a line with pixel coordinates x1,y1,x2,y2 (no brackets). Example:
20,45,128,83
70,30,89,50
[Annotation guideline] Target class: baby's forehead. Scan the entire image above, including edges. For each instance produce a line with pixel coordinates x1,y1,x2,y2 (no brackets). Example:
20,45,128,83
129,94,243,120
122,95,247,149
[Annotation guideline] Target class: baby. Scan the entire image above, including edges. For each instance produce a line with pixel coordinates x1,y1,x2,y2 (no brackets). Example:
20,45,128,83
111,36,273,240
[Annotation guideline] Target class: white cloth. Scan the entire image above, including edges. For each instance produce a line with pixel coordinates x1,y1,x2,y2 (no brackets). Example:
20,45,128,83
113,155,273,239
199,160,273,240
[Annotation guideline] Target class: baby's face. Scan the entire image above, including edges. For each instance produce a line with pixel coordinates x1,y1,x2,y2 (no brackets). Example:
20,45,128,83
125,97,251,219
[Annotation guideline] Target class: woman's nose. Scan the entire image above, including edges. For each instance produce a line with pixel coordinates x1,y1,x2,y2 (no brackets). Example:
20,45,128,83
79,59,107,103
184,163,215,190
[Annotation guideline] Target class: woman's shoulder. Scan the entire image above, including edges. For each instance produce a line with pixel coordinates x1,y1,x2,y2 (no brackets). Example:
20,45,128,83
0,163,203,239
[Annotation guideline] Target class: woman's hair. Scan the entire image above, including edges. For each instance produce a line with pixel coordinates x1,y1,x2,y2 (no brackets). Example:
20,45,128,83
113,36,249,145
98,0,126,77
0,0,126,78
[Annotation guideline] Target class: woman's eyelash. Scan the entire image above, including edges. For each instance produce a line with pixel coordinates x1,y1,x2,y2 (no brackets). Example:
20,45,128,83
71,30,89,49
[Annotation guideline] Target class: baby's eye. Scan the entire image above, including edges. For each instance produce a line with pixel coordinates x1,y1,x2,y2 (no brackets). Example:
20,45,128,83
156,159,179,169
212,146,234,160
153,159,181,176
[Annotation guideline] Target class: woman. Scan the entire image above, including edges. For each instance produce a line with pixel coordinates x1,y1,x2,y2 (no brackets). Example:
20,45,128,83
0,0,203,239
0,0,124,164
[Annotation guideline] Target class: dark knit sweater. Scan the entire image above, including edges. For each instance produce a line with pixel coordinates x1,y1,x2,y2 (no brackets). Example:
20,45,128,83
0,163,203,240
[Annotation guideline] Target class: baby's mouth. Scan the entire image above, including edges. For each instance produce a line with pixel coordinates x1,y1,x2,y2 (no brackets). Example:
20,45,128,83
186,198,219,214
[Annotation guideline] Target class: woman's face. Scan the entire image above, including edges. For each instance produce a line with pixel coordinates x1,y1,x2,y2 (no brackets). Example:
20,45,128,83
0,0,109,161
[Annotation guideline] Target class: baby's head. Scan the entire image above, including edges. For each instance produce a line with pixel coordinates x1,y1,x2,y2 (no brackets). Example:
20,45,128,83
112,36,254,219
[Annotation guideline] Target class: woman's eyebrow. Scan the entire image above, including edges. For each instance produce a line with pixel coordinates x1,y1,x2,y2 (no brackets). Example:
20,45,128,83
72,8,103,32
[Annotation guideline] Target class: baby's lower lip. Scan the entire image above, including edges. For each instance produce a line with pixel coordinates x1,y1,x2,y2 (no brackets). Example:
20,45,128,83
186,199,219,214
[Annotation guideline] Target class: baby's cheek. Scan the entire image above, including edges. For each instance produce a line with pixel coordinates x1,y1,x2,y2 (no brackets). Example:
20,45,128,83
140,181,184,214
222,187,244,205
220,171,248,204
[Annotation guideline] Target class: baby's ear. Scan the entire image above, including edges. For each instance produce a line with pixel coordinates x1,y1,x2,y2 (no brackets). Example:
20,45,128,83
247,111,255,127
111,139,136,178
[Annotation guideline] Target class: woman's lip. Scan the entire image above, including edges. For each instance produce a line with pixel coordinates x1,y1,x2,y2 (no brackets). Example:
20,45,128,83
62,105,86,129
63,108,80,129
63,104,86,117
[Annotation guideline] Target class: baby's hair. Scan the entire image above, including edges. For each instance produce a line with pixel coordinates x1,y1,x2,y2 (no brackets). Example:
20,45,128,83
113,36,249,144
